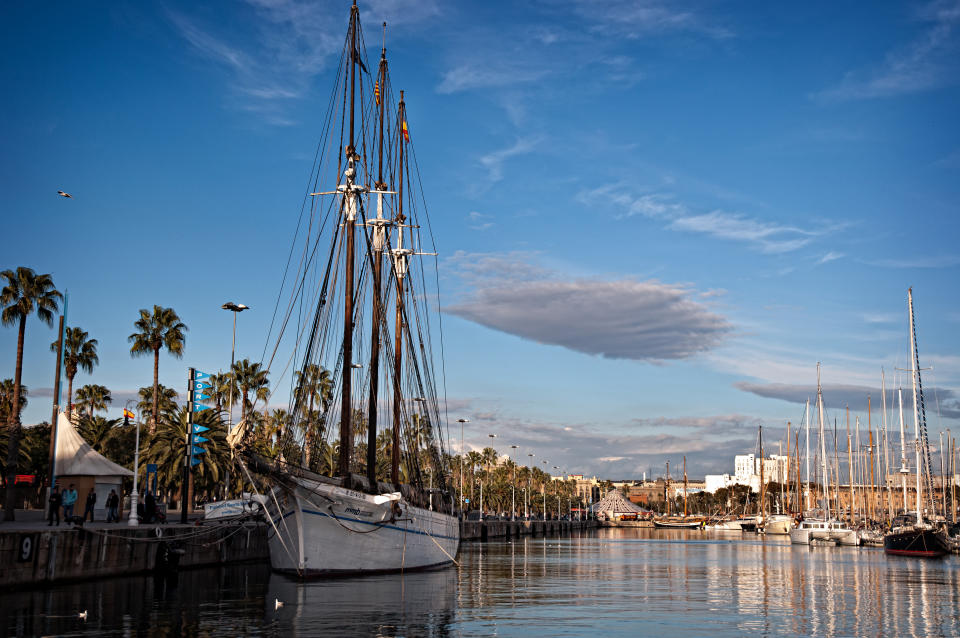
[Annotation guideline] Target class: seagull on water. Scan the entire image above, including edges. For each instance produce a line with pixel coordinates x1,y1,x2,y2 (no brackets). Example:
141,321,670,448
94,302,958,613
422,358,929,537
58,190,73,198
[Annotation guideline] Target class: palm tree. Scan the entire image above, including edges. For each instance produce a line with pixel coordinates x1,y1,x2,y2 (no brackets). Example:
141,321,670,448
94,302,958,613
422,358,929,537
231,358,269,424
74,383,112,419
128,305,187,434
0,379,27,423
76,414,122,453
294,364,333,466
50,326,98,417
137,384,177,417
143,405,227,509
205,372,234,413
1,266,61,521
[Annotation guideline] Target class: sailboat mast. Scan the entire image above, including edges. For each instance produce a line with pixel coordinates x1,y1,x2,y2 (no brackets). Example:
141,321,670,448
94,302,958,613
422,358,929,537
817,363,830,518
338,1,361,478
898,387,908,513
759,426,765,520
908,288,924,524
847,406,854,526
683,456,687,517
869,396,876,522
365,28,389,489
805,398,810,511
908,287,937,516
391,91,407,485
882,369,893,524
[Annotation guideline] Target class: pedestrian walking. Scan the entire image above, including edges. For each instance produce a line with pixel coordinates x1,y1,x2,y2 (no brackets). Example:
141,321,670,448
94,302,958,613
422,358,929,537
83,487,97,522
62,483,78,520
106,489,120,523
48,486,62,526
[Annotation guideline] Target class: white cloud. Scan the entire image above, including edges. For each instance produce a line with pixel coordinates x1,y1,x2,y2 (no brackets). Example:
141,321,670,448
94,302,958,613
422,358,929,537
466,211,493,231
817,251,845,264
436,64,548,94
445,253,731,362
814,1,960,101
581,185,824,254
478,137,542,183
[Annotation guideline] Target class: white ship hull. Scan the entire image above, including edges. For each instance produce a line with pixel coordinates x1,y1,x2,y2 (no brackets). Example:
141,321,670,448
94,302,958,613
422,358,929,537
789,519,858,546
266,477,460,576
761,515,793,535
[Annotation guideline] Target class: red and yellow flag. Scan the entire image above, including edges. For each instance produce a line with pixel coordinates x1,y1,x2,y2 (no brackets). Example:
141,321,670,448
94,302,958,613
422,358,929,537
374,80,380,105
122,408,135,420
402,120,409,142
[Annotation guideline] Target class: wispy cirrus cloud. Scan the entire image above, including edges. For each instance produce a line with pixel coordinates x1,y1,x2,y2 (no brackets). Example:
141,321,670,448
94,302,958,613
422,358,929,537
478,137,543,183
817,251,845,265
866,254,960,268
814,0,960,102
445,252,731,362
436,64,548,94
466,211,494,231
566,0,734,40
167,0,439,125
580,186,827,254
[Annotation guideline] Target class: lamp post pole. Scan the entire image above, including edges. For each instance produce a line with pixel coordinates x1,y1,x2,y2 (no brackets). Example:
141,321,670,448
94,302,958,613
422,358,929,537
526,453,534,519
457,418,469,517
221,302,248,499
542,460,548,520
510,445,519,521
127,401,140,526
554,466,561,519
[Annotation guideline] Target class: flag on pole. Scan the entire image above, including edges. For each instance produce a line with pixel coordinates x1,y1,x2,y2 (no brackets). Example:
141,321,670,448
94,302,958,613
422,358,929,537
374,80,380,105
122,408,135,420
402,120,409,142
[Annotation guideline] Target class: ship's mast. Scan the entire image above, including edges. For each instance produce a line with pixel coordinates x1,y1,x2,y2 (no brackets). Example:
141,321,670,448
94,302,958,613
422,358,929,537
391,91,408,485
898,387,909,513
907,287,936,518
908,288,924,524
805,398,810,511
365,24,389,490
338,1,360,478
817,363,830,519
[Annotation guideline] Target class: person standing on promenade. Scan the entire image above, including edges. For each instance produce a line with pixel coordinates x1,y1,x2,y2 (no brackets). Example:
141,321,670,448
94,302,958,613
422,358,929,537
48,486,61,526
144,490,156,524
83,487,96,522
106,489,119,522
62,483,78,520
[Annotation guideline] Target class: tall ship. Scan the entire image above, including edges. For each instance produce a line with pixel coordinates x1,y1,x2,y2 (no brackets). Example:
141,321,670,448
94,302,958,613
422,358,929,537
882,288,949,558
240,2,459,576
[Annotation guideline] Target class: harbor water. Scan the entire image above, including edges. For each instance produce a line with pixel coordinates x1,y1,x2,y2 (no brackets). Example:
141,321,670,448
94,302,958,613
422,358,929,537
2,527,958,637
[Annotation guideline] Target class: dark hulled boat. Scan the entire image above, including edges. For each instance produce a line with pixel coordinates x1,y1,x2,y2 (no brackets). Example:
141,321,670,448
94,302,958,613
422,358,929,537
884,514,949,558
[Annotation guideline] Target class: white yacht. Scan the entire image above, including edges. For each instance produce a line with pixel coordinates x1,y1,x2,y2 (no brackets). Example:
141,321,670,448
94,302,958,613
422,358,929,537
789,519,858,546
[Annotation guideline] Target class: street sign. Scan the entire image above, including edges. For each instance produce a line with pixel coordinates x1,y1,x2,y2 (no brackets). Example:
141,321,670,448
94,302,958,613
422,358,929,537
192,425,210,434
194,370,211,381
193,403,211,412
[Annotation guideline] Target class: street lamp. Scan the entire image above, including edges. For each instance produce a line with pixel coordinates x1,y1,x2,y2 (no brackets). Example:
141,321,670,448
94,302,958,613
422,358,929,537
526,453,535,519
480,433,496,521
126,401,141,527
221,302,248,500
457,418,469,517
554,466,561,519
510,445,519,521
542,460,548,520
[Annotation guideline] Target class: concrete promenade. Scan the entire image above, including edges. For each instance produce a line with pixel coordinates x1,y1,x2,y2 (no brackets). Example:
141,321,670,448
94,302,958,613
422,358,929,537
461,518,597,541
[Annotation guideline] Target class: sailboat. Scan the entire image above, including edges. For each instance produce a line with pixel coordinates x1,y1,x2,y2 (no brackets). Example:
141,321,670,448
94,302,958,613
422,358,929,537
240,2,459,576
883,288,949,558
789,364,857,546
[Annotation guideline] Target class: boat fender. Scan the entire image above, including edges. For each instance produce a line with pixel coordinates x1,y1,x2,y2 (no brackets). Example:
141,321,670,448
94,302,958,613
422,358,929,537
390,501,402,522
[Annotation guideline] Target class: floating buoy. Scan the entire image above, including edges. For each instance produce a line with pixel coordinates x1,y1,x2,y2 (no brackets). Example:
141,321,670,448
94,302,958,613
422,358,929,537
274,599,284,611
78,610,88,621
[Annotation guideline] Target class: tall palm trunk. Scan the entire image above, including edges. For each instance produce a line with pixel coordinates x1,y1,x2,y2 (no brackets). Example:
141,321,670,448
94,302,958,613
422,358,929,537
3,315,27,521
151,346,160,435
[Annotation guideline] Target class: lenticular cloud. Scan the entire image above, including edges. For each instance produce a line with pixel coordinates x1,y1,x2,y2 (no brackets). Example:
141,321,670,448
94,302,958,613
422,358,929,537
446,263,731,361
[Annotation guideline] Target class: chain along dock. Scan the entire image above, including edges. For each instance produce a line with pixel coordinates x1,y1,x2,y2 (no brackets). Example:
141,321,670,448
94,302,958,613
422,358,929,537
0,514,596,588
0,518,269,590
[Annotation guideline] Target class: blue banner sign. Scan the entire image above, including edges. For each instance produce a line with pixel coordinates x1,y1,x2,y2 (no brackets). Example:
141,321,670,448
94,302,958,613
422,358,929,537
193,403,211,412
192,425,210,434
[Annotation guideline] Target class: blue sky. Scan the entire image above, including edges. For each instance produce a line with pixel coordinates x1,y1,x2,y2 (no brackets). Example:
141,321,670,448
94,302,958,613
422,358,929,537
3,0,959,479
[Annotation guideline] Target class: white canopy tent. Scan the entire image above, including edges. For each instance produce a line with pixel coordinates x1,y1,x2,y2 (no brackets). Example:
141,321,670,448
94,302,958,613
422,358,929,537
54,412,133,520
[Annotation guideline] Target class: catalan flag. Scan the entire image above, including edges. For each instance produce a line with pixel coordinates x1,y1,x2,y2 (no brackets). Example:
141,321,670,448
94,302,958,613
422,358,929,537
402,120,409,142
374,80,380,105
123,408,135,420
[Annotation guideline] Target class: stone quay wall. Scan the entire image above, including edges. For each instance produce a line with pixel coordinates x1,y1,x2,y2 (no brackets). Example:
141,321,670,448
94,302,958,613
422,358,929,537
0,522,269,590
460,519,597,541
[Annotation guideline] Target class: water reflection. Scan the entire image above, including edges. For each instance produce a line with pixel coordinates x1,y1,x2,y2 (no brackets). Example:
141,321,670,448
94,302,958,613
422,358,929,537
1,528,957,637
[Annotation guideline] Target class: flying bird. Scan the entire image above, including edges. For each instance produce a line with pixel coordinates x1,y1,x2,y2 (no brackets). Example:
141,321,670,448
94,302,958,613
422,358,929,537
57,190,73,198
